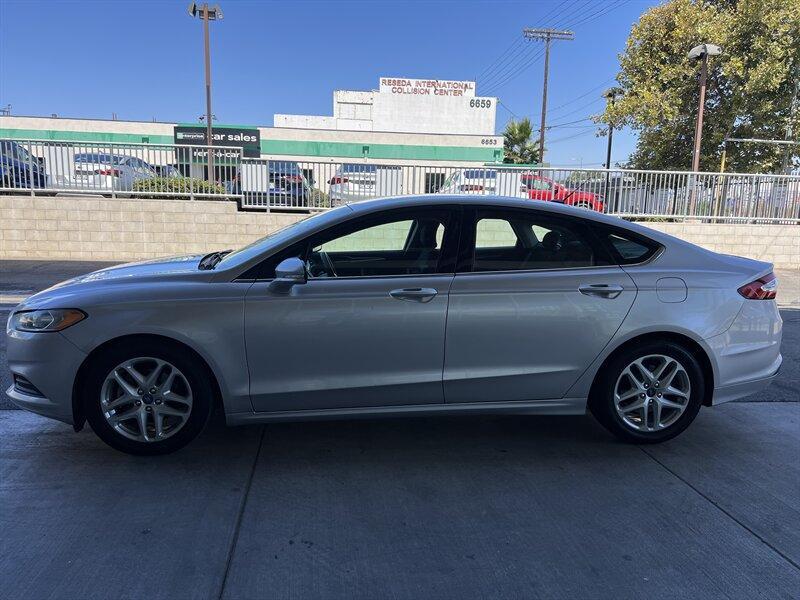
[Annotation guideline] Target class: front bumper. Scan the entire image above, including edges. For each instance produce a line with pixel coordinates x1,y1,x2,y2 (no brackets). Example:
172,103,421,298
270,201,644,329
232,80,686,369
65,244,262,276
5,329,87,425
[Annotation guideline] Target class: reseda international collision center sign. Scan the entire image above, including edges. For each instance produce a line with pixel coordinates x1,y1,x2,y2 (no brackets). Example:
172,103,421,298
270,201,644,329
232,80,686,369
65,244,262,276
379,77,476,98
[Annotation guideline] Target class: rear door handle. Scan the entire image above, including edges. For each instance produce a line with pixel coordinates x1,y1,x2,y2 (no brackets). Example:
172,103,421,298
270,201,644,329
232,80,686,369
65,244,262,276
389,287,438,303
578,284,624,299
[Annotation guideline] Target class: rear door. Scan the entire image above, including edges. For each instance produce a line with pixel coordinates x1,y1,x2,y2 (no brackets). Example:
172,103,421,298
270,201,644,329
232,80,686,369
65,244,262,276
444,206,636,403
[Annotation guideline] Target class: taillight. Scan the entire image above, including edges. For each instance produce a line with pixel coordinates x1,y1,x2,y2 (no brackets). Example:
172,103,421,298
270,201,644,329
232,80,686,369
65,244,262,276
96,169,121,177
329,177,349,185
738,273,778,300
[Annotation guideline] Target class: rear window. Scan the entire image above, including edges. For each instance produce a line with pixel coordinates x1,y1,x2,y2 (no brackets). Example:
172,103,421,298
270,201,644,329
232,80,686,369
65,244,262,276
342,164,377,173
74,153,125,165
595,226,661,265
464,169,497,180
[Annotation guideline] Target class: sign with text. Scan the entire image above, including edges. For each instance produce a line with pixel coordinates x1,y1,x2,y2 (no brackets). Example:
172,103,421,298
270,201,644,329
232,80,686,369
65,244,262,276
174,125,261,158
378,77,476,98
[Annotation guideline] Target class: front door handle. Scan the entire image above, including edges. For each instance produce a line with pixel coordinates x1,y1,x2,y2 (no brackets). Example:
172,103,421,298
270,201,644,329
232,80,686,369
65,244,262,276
578,284,624,299
389,287,438,303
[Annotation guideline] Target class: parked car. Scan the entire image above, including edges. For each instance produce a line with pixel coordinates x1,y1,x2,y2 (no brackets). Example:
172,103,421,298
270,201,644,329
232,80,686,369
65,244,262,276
267,161,310,206
328,164,404,205
437,168,526,197
523,174,605,212
151,164,183,178
0,140,48,189
70,153,157,192
6,196,782,455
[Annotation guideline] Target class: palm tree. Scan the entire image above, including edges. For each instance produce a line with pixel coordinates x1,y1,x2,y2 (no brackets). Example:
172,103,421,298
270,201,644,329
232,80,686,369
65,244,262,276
503,118,539,164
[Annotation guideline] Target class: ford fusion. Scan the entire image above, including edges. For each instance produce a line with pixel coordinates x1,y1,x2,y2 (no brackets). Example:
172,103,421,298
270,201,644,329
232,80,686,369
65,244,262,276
6,196,782,455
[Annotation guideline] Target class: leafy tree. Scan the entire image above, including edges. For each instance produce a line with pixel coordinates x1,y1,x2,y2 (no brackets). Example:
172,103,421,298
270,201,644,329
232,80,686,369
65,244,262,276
601,0,800,173
503,118,540,164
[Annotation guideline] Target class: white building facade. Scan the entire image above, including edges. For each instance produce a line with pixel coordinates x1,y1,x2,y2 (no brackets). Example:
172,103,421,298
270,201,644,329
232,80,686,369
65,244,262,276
275,77,497,136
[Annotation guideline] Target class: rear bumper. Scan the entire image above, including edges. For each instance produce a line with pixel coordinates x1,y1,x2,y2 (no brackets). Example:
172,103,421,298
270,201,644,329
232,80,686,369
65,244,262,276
711,354,782,405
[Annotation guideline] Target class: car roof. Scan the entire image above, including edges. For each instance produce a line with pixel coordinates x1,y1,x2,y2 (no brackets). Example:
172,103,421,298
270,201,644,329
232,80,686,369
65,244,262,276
345,194,685,244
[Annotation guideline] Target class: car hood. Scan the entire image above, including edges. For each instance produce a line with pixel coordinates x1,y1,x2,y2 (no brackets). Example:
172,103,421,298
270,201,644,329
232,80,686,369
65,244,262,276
16,254,205,309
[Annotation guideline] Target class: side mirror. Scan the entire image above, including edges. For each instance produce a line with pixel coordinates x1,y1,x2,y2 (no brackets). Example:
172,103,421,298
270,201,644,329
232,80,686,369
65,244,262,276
269,257,307,292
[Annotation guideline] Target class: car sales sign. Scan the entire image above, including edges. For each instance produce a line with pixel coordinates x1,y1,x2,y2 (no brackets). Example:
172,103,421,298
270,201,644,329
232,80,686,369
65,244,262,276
174,125,261,158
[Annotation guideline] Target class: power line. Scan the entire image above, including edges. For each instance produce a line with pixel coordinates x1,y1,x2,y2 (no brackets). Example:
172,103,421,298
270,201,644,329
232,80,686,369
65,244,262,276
476,36,526,82
564,0,629,29
481,43,544,91
548,128,600,144
478,0,585,93
547,78,615,114
549,96,604,120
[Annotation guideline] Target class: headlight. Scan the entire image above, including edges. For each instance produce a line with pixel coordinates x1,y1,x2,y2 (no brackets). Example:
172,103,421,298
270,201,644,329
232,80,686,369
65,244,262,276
9,309,87,332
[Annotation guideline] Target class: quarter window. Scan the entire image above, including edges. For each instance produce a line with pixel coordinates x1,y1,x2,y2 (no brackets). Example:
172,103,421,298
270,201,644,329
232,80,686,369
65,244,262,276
596,228,661,264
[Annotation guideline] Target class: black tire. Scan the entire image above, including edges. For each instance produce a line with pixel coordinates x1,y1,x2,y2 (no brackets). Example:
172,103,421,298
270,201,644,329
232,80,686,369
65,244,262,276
589,340,705,444
83,340,214,455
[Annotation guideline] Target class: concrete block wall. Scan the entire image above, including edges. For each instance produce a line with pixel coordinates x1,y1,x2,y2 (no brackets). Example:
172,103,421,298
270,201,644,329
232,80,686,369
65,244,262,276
642,222,799,269
0,195,306,261
0,195,797,268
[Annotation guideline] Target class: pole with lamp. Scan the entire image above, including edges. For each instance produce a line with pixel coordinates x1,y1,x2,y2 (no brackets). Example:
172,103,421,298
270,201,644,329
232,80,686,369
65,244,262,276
688,43,722,172
602,87,622,208
188,2,223,182
688,43,721,215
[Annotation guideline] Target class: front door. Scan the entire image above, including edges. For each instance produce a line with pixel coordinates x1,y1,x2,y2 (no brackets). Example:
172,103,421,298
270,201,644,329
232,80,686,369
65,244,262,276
444,207,636,403
245,206,460,413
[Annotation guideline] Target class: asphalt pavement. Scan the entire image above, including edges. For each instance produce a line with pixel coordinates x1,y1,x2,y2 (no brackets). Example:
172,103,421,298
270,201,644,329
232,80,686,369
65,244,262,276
1,260,799,599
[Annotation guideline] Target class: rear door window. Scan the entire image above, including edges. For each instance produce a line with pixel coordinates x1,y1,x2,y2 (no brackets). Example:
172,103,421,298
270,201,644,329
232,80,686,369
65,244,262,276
468,209,611,272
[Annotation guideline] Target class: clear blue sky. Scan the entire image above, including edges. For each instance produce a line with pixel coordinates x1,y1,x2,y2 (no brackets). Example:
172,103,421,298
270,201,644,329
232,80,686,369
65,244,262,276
0,0,658,167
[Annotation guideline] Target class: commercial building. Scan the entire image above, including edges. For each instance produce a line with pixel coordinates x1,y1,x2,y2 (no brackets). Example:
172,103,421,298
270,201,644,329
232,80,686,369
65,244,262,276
0,77,502,166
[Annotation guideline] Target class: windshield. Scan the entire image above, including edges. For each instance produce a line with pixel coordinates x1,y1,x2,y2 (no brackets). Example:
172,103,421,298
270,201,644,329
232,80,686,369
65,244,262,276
216,206,350,267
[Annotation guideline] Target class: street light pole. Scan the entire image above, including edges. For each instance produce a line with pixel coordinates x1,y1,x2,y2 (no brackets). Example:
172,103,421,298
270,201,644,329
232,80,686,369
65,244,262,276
691,54,708,173
688,43,722,173
203,6,213,180
189,2,223,182
603,88,622,207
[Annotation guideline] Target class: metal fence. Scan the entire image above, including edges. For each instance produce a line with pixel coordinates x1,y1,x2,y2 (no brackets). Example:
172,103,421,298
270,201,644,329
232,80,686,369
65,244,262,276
2,138,799,223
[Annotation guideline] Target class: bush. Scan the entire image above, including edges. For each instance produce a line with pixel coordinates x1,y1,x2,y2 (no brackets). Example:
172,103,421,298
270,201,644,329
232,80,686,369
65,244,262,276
133,177,226,196
307,188,330,208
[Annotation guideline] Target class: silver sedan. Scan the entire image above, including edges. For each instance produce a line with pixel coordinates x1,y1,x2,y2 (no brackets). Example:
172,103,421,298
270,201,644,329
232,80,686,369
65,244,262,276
6,196,783,455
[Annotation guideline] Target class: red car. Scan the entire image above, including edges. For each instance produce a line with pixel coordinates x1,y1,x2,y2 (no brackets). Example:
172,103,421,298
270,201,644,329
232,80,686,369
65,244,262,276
522,174,605,212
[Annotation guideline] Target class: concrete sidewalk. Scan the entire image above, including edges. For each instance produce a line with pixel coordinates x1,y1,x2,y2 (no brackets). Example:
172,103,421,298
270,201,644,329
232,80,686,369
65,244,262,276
1,403,798,599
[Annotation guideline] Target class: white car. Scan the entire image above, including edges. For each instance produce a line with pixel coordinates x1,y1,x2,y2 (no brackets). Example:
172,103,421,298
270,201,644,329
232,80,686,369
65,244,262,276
329,164,403,205
70,153,157,192
438,168,528,197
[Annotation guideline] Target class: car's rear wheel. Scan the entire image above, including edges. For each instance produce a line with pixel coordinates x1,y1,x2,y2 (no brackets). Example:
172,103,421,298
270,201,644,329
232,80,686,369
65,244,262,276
83,341,214,455
590,341,705,443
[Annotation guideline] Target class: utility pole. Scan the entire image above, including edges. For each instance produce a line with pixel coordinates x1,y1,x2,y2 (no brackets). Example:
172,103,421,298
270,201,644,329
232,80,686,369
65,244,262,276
523,28,574,164
189,2,223,182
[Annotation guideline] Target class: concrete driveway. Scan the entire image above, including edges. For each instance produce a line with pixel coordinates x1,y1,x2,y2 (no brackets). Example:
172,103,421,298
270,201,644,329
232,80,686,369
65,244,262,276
1,261,799,599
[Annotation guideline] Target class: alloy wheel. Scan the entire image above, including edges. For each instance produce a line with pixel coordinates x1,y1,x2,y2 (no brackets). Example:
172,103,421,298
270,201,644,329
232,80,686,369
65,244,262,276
100,357,193,442
613,354,691,432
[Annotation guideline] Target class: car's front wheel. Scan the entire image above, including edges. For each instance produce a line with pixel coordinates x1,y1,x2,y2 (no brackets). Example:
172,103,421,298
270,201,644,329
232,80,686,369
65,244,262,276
83,341,214,455
590,341,705,443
